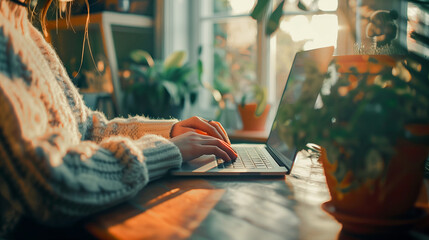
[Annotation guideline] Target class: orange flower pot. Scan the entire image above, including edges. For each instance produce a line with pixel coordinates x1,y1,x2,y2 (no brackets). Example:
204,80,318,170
335,55,396,74
237,103,270,131
321,131,428,219
334,55,397,88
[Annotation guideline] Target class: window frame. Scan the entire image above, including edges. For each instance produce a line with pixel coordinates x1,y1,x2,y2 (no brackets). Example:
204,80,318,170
161,0,344,119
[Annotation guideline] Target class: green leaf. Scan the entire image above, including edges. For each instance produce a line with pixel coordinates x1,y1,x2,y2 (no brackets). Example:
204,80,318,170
164,51,187,69
214,77,233,95
161,81,180,106
130,50,154,67
368,57,379,63
240,94,247,108
197,60,203,84
255,87,267,116
129,64,147,78
250,0,271,21
266,0,285,36
297,0,308,11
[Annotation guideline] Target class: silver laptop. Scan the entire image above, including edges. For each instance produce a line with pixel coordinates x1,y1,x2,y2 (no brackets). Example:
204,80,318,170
171,46,334,176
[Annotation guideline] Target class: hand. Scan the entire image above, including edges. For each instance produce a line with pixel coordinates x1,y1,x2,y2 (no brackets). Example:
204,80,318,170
170,116,231,144
170,132,237,162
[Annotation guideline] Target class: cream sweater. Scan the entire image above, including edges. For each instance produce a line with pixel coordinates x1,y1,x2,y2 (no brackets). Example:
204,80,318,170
0,1,182,235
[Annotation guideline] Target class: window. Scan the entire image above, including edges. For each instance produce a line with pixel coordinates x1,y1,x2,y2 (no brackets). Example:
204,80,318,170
159,0,353,123
406,2,429,57
198,0,258,111
195,0,348,109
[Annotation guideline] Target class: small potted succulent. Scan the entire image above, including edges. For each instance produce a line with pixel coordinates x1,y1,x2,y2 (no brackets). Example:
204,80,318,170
283,53,429,222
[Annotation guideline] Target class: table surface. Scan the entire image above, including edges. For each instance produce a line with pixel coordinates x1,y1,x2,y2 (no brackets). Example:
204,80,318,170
86,152,429,240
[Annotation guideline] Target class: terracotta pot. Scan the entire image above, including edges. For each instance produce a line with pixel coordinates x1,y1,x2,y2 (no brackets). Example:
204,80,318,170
321,130,428,219
335,55,396,74
334,55,397,87
237,103,270,131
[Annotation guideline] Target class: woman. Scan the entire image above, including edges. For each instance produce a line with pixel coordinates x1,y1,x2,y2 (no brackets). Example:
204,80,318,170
0,0,237,236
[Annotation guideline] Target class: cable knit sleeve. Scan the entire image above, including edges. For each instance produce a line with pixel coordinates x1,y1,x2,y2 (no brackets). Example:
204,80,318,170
85,109,179,142
0,16,182,231
0,76,182,229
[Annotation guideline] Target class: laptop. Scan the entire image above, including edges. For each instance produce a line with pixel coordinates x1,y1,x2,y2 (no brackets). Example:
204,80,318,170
171,46,334,176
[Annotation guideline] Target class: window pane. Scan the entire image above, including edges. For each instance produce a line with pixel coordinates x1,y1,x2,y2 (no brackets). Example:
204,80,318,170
275,14,338,100
201,0,256,17
407,3,429,57
201,17,257,100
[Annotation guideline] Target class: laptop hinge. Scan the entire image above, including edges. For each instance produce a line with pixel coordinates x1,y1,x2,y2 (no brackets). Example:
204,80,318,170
265,145,295,174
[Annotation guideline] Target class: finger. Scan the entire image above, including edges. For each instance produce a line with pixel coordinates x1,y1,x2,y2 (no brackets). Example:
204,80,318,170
198,145,232,162
195,129,208,136
172,126,204,137
200,138,237,160
208,121,231,144
184,117,225,141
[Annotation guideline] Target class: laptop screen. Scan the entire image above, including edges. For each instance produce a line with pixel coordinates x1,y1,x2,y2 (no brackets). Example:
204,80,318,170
266,47,334,169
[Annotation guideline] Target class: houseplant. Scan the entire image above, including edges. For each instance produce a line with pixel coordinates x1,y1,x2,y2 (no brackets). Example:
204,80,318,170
237,82,270,131
123,50,201,118
208,78,270,132
283,53,429,220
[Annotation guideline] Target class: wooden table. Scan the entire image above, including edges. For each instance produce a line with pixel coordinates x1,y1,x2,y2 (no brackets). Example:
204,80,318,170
86,153,429,240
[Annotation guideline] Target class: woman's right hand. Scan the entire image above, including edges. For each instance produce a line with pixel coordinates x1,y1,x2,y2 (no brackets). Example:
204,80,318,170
170,132,237,162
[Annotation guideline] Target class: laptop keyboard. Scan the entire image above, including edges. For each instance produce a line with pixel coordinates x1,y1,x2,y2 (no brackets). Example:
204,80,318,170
217,146,273,169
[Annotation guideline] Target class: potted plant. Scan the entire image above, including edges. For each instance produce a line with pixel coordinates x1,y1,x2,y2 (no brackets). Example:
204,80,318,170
122,50,201,118
283,53,429,224
237,83,270,132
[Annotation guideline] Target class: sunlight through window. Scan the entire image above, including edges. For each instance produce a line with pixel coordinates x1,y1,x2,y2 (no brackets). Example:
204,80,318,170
318,0,338,11
279,14,338,49
229,0,256,14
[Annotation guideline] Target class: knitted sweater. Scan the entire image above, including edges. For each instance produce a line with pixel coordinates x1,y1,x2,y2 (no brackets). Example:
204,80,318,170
0,1,182,235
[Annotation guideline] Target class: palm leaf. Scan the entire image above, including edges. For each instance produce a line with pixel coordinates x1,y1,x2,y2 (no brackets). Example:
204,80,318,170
266,0,285,35
251,0,271,21
161,81,180,106
164,51,187,69
130,50,154,67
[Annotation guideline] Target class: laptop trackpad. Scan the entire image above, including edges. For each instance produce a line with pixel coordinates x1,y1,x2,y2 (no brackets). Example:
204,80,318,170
179,155,218,172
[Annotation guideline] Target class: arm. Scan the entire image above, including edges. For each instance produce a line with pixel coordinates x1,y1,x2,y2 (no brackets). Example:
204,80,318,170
86,110,178,142
0,78,182,228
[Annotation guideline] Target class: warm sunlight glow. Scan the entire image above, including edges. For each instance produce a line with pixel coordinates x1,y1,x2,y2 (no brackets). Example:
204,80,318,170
146,188,181,206
301,0,313,8
108,189,225,239
229,0,256,14
406,3,429,56
304,14,338,50
97,60,105,72
318,0,338,11
280,14,338,50
226,19,256,48
280,15,312,42
122,70,131,78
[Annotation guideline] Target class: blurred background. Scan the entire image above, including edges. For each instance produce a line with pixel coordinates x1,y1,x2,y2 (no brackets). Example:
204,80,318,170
46,0,428,133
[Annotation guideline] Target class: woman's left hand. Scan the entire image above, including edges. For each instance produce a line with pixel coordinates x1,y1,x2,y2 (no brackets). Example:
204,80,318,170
170,116,231,144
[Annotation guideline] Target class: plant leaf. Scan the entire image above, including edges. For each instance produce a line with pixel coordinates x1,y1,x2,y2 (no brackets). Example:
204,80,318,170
266,0,285,36
255,87,267,116
197,60,203,84
250,0,271,21
297,0,308,11
164,51,187,69
161,81,180,106
130,50,154,67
